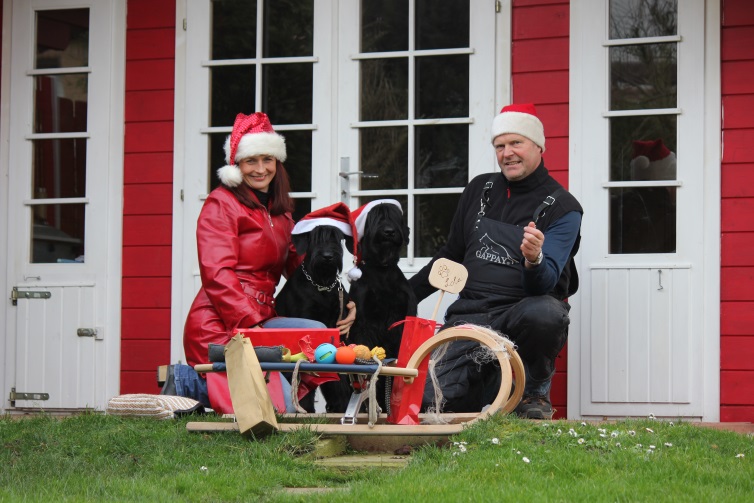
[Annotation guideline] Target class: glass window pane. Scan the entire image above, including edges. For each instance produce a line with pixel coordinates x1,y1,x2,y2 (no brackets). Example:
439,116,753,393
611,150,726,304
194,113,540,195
610,115,676,181
360,127,408,190
360,59,408,121
415,125,468,189
361,0,408,53
212,0,257,59
34,75,88,133
35,9,89,69
33,139,87,199
609,187,676,254
263,64,313,124
280,130,312,193
416,55,469,118
32,203,86,263
610,43,677,111
414,194,458,257
211,66,255,127
264,0,313,57
416,0,469,50
609,0,677,39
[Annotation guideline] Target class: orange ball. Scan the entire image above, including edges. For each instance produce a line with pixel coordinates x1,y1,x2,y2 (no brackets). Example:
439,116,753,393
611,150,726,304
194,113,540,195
335,345,356,364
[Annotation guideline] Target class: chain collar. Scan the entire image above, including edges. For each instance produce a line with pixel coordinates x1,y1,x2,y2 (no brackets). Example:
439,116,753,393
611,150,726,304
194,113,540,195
301,264,342,292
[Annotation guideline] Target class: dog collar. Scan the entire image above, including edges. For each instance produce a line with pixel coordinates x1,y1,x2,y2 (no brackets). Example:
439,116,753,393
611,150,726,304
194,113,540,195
300,264,342,293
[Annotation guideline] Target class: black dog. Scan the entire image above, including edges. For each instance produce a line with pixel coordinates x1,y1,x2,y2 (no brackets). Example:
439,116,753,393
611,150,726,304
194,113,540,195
347,201,418,411
275,224,352,412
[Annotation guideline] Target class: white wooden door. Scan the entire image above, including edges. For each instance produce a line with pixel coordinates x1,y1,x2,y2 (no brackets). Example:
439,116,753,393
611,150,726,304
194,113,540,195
1,0,124,411
569,0,720,420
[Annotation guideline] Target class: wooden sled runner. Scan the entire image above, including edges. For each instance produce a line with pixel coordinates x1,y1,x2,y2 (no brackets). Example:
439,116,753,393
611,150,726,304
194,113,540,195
187,259,526,437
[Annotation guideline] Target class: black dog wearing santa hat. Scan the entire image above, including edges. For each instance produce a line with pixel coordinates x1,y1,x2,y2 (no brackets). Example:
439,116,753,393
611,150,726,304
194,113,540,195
276,203,354,412
346,199,418,411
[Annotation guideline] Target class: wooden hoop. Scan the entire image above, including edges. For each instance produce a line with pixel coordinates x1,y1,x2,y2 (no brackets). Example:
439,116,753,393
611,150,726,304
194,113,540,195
500,339,525,414
403,326,514,424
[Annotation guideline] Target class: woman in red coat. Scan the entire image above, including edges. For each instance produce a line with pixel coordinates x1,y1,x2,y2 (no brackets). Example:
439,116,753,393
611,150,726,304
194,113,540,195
182,112,352,413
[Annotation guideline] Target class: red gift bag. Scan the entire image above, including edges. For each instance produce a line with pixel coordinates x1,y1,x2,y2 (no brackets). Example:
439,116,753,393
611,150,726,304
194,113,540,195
387,316,437,424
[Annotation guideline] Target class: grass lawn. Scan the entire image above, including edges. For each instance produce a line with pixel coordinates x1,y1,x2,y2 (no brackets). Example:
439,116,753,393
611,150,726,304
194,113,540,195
1,412,752,502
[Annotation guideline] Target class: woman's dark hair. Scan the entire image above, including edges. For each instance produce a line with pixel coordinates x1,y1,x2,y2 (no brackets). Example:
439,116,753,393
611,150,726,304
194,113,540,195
224,160,294,215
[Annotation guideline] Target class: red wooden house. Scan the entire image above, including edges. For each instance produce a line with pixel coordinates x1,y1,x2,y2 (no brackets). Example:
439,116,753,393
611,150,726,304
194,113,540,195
1,0,751,423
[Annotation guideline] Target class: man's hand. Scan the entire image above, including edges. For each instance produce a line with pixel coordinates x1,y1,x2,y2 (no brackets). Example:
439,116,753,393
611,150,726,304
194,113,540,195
337,301,356,336
521,221,544,267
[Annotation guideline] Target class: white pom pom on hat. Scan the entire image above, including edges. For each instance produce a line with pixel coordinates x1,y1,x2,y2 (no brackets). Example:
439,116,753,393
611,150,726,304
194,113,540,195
491,102,546,152
216,112,287,188
346,199,403,282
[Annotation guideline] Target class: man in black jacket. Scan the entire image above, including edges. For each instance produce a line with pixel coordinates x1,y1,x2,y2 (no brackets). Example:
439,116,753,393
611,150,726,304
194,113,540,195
409,103,583,419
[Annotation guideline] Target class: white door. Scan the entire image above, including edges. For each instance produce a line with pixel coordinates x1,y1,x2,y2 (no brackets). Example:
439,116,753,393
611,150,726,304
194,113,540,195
1,0,124,411
173,0,508,352
569,0,720,420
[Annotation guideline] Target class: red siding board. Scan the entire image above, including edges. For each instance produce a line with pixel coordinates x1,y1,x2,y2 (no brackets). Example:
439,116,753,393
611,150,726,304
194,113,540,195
720,406,754,422
513,5,569,40
124,183,174,215
721,26,754,62
721,301,754,335
541,137,569,170
721,61,754,95
721,198,754,232
121,308,172,340
123,246,173,277
722,1,754,27
126,28,176,61
122,340,171,371
512,38,569,73
512,71,569,104
125,122,175,153
125,90,175,122
721,267,754,301
123,215,173,246
513,0,568,7
127,0,176,29
125,60,175,91
720,371,754,404
537,103,569,137
721,232,754,266
721,336,754,370
723,95,754,129
122,277,172,309
722,129,754,163
120,371,164,395
124,152,174,184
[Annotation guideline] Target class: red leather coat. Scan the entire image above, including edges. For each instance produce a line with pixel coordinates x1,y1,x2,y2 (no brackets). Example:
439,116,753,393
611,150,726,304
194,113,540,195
183,186,301,369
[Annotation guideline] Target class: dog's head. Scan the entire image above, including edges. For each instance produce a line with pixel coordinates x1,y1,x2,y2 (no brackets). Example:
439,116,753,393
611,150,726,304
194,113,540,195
292,225,352,282
359,203,410,267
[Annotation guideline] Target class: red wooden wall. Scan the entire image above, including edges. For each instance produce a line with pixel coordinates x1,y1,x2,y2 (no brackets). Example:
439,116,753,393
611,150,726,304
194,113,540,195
120,0,176,393
511,0,571,418
720,0,754,422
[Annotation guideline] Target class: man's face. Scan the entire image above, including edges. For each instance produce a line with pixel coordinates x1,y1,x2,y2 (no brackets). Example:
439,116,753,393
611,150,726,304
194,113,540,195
493,133,543,182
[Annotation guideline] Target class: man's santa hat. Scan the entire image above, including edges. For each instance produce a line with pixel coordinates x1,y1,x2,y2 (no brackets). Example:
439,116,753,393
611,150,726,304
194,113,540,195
630,139,676,181
346,199,403,282
291,202,356,253
490,102,546,152
217,112,287,187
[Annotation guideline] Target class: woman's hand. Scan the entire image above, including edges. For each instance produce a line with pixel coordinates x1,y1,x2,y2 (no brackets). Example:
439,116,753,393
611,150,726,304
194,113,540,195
337,301,356,336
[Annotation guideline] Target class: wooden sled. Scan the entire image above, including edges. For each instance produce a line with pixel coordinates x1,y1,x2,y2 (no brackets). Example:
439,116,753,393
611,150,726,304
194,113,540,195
187,260,526,437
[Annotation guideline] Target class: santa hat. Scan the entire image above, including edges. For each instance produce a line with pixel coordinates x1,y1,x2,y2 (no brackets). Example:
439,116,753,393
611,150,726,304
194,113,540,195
630,139,676,181
346,199,403,282
292,202,356,251
490,103,546,152
216,112,287,187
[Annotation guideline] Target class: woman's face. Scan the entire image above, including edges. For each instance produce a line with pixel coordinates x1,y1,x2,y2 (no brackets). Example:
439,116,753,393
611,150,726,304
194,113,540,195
239,155,277,192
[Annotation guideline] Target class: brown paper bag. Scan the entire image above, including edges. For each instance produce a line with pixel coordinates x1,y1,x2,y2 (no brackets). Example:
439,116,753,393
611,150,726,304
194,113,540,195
225,333,279,436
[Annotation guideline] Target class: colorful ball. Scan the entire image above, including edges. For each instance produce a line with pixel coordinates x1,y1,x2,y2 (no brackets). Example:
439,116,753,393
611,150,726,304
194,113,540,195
314,343,337,364
335,346,356,364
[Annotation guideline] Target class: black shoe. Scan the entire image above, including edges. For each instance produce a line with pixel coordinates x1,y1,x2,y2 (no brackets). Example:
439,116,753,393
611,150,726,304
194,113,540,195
514,395,554,420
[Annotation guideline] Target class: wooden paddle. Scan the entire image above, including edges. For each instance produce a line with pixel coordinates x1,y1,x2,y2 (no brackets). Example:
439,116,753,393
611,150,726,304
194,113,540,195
427,258,468,321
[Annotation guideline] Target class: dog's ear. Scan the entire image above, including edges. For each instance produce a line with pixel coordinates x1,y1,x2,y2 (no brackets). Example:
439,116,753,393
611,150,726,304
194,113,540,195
403,223,411,245
292,232,310,256
344,235,355,255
